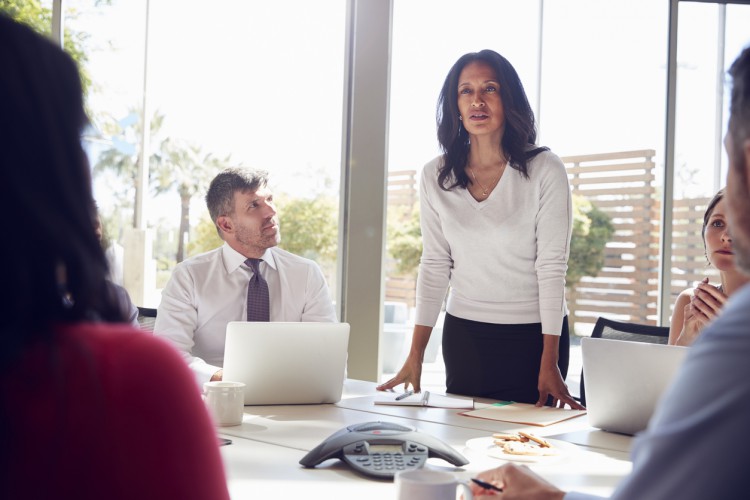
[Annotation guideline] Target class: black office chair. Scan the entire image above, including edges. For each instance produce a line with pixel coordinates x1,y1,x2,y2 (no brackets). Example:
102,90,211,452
579,317,670,406
137,306,158,332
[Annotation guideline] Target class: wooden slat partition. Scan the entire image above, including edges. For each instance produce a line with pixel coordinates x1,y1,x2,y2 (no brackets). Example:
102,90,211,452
563,149,660,326
381,153,719,329
562,149,718,328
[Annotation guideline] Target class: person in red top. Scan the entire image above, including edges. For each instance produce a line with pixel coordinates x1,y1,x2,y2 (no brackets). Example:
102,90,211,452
0,14,229,500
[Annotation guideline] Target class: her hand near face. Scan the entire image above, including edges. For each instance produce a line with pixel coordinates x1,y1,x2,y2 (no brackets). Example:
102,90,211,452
692,280,728,320
674,279,727,346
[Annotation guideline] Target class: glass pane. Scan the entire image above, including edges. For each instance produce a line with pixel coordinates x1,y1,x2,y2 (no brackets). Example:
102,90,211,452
63,0,148,299
387,0,541,390
670,2,750,331
70,0,346,308
543,0,668,331
387,0,669,395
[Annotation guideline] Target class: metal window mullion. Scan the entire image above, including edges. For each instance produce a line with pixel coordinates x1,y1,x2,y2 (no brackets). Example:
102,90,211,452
659,0,679,326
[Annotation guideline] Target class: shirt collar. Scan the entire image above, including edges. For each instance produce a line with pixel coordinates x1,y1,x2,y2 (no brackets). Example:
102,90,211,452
221,243,278,273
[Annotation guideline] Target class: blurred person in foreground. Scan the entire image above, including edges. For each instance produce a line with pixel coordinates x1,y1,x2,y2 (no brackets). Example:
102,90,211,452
471,45,750,500
0,15,228,499
668,188,749,346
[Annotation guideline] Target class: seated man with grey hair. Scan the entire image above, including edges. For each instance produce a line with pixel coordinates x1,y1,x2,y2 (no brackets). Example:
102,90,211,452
155,168,337,385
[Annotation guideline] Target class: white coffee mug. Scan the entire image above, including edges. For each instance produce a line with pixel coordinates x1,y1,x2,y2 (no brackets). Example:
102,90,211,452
203,381,245,426
395,469,473,500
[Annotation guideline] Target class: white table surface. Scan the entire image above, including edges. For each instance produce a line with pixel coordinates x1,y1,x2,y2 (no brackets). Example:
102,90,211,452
218,379,633,499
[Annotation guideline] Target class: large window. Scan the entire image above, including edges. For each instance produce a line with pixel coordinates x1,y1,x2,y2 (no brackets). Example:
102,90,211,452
382,0,750,391
384,1,670,387
5,0,749,383
61,0,346,308
669,1,750,308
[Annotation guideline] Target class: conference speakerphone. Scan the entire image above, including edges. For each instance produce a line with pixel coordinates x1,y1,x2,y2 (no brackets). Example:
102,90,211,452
299,421,469,479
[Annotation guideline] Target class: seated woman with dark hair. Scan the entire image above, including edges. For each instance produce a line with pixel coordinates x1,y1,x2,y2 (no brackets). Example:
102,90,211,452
0,15,229,499
669,188,750,346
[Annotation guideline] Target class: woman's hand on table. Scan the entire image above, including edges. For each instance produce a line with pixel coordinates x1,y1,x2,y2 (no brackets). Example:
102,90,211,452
471,463,565,499
537,364,585,410
376,353,424,393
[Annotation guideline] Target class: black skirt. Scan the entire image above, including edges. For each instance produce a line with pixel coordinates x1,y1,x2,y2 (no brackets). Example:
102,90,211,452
441,313,570,404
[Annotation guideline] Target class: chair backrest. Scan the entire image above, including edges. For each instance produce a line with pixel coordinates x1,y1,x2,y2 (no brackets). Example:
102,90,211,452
137,307,157,332
591,317,670,344
579,317,670,406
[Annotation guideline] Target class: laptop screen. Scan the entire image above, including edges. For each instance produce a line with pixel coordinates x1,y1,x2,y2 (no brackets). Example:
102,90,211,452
581,337,687,435
223,321,350,405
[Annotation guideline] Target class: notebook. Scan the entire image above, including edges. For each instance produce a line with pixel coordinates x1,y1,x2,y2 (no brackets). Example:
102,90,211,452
581,337,688,435
222,321,350,405
462,401,586,426
373,391,475,409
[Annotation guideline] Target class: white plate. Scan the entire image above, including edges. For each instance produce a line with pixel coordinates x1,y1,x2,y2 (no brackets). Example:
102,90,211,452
464,436,579,463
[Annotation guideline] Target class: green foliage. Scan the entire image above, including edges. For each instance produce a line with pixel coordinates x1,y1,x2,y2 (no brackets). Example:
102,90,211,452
387,204,422,276
1,0,97,106
567,195,614,287
187,216,224,257
1,0,50,32
277,195,338,262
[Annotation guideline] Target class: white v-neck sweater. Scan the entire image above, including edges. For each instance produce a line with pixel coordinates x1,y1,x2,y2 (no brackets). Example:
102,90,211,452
415,150,572,335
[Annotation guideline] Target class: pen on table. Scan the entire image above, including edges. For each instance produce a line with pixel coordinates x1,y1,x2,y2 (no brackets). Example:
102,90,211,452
471,478,503,492
395,390,414,401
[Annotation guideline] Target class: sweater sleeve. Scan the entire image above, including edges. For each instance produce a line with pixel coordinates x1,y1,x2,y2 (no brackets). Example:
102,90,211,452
415,160,452,327
534,153,572,335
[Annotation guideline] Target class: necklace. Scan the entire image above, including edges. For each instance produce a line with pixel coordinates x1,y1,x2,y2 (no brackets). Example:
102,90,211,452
469,160,507,198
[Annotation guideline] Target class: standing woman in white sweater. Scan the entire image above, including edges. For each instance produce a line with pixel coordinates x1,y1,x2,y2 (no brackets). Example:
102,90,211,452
378,50,583,409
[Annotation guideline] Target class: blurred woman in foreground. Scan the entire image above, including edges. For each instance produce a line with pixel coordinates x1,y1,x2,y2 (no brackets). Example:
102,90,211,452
0,15,228,499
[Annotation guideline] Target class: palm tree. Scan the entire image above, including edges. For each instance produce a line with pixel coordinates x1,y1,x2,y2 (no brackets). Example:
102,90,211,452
93,109,165,228
154,138,232,263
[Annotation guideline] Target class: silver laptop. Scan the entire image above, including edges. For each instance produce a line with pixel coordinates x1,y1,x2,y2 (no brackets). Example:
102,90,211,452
581,337,688,435
223,322,350,405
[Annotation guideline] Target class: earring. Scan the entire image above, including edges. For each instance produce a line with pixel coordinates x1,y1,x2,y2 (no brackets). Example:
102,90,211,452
56,261,74,308
459,116,463,121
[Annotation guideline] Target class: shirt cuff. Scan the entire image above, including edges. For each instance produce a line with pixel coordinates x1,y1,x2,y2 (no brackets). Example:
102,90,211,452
191,359,222,388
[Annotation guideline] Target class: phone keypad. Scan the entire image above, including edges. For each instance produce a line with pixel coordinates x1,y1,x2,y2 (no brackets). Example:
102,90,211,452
342,440,429,478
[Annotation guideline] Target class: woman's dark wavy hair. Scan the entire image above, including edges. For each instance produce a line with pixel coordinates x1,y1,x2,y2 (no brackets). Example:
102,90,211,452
436,49,546,190
0,15,125,370
701,188,725,244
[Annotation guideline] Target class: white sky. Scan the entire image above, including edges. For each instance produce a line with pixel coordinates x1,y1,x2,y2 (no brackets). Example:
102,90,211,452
68,0,750,225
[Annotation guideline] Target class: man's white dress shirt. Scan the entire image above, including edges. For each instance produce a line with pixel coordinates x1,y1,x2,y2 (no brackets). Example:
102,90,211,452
154,243,337,385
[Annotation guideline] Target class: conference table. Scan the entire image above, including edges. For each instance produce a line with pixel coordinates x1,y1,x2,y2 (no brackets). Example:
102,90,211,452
216,379,633,498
